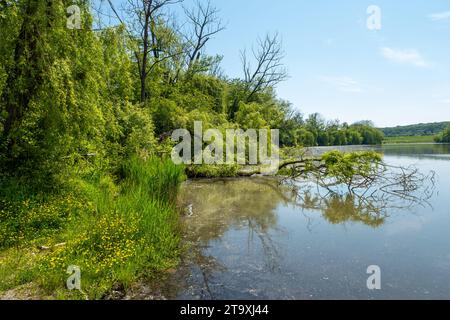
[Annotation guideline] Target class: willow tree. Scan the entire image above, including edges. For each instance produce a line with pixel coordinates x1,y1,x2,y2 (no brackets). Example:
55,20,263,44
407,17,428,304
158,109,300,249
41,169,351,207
0,0,107,179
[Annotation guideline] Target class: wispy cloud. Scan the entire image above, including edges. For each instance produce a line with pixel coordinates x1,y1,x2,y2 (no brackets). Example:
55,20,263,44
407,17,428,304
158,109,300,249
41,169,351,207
317,76,363,93
428,11,450,21
380,47,430,68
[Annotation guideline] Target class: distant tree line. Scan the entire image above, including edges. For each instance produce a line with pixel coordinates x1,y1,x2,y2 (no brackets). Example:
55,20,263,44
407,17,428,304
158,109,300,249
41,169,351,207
381,122,450,137
281,115,384,147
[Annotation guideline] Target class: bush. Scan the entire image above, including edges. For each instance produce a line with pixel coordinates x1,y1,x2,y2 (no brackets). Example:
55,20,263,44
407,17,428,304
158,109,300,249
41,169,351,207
435,126,450,143
185,164,239,178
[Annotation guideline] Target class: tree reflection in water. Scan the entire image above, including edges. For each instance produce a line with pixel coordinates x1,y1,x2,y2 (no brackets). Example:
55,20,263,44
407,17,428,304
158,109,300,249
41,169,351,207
174,175,434,299
175,177,428,299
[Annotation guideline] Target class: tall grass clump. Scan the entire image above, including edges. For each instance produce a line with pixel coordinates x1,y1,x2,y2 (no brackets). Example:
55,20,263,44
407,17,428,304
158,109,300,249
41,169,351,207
121,156,185,203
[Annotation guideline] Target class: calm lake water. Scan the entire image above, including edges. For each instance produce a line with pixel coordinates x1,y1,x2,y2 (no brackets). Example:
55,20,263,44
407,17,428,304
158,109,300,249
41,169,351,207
173,144,450,300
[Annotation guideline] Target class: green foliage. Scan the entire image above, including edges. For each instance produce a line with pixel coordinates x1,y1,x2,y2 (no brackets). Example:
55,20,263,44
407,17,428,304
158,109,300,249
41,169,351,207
185,164,240,178
321,151,383,187
235,102,269,129
282,114,383,147
0,1,105,179
435,125,450,143
0,0,381,178
0,178,89,249
98,26,136,102
121,156,186,203
353,124,385,145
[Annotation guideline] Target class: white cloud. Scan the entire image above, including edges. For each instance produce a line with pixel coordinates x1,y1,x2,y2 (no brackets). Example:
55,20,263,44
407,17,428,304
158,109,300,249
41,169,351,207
380,47,430,68
317,76,363,93
429,11,450,21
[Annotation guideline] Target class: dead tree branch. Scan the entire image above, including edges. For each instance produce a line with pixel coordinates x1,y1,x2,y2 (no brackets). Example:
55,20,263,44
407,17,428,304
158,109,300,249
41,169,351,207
241,33,288,102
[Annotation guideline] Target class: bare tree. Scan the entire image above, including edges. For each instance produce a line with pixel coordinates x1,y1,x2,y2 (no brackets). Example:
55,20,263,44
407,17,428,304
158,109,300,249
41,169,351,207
183,0,225,75
106,0,183,103
241,33,288,102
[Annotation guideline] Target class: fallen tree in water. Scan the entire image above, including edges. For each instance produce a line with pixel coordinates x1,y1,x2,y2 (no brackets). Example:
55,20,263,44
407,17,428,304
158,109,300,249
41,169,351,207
281,153,435,226
235,150,436,209
229,150,435,230
284,151,434,201
186,149,436,211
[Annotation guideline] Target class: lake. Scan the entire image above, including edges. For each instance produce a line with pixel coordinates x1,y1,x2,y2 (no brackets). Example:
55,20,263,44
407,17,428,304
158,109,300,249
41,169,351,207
172,144,450,300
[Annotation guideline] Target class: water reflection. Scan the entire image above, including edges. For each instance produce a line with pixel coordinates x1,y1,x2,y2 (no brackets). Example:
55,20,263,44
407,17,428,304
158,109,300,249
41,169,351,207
178,178,389,242
175,177,396,299
300,193,386,228
169,144,450,300
178,179,282,244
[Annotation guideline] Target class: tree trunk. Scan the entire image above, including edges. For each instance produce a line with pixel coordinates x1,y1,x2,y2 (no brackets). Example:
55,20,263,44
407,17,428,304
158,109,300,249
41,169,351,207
140,11,150,103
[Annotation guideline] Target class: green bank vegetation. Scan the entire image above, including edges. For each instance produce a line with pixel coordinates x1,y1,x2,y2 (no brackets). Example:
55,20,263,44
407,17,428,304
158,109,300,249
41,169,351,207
381,122,450,144
383,135,435,144
383,125,450,144
435,125,450,143
0,1,384,298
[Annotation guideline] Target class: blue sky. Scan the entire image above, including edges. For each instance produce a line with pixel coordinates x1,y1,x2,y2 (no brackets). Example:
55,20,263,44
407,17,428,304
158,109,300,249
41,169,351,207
103,0,450,127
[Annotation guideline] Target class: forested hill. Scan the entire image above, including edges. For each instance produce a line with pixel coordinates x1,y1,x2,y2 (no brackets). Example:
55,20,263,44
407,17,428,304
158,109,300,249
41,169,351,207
380,122,450,137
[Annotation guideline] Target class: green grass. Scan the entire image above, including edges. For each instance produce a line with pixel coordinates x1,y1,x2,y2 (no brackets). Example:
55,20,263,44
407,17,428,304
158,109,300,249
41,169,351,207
383,135,436,144
0,156,185,299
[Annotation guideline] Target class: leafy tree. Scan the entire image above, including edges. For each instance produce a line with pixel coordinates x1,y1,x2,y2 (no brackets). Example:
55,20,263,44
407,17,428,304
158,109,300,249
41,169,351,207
435,125,450,143
0,0,106,178
295,128,316,147
351,123,384,145
345,129,363,145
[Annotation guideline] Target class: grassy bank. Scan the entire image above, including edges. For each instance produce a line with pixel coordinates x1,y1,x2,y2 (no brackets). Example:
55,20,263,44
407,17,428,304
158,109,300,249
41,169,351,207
0,157,185,299
383,135,435,144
